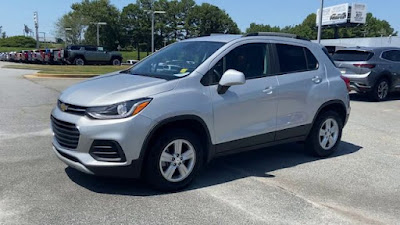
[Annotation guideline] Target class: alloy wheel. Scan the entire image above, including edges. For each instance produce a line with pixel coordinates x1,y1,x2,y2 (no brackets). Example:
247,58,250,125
159,139,196,183
319,118,339,150
377,81,389,100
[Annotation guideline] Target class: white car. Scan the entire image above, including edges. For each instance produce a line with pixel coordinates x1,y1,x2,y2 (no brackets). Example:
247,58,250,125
126,59,139,65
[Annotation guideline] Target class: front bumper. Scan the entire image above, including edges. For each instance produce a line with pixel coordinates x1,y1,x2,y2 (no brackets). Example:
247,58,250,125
51,106,153,178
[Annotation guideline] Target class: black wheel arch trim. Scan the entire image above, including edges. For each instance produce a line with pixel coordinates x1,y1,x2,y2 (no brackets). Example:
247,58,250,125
138,115,214,176
311,100,348,129
73,55,86,62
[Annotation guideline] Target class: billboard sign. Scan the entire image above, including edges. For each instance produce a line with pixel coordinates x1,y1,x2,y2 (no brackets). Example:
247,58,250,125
350,3,367,24
316,3,349,26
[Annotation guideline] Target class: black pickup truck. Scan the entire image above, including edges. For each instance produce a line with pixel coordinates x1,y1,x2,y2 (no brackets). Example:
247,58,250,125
64,45,123,66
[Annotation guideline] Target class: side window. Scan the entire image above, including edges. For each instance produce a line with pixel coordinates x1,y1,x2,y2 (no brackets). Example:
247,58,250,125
305,48,319,70
276,44,308,73
394,51,400,62
202,43,271,85
225,43,268,79
382,50,400,62
85,46,97,51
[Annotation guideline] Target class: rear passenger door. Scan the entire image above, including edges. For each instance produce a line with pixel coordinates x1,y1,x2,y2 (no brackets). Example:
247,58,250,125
83,46,99,62
272,43,328,140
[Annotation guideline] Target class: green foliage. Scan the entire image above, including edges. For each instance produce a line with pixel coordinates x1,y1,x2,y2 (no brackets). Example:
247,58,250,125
55,0,241,51
245,13,397,40
246,23,281,33
0,36,36,48
187,3,240,36
3,64,131,75
71,0,122,49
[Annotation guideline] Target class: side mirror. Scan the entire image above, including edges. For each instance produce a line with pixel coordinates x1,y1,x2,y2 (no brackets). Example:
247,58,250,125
217,69,245,94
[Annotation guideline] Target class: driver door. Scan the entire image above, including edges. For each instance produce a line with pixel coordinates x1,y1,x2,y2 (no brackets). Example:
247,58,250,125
205,42,279,152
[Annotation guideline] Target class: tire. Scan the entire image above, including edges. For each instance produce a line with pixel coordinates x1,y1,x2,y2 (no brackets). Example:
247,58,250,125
305,111,343,157
74,57,85,66
111,58,121,66
144,129,204,191
369,78,389,101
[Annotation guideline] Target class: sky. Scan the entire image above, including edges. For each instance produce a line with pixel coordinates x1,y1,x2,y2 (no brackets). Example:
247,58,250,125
0,0,399,38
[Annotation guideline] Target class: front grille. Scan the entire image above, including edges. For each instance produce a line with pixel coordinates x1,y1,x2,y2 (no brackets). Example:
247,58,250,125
51,116,80,149
58,100,87,116
89,140,126,162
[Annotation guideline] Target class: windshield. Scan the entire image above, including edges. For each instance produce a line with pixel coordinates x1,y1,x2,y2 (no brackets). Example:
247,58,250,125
129,41,225,79
332,50,374,61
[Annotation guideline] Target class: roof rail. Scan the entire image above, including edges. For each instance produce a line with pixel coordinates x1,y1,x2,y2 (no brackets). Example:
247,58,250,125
243,32,310,41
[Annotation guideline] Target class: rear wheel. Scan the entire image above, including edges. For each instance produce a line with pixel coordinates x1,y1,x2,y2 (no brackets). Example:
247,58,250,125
369,78,389,101
144,129,203,191
306,111,343,157
111,58,121,66
74,57,85,66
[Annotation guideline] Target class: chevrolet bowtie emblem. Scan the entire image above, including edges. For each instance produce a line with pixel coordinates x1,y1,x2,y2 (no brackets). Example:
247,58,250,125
60,103,68,112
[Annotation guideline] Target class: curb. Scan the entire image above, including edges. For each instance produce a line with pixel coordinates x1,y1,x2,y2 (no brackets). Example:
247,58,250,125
24,74,98,79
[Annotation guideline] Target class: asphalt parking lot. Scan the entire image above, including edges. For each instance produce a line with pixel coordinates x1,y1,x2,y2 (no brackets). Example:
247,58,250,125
0,61,399,225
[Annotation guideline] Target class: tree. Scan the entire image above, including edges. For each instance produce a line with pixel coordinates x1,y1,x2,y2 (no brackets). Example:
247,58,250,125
120,2,151,56
245,12,397,40
246,23,280,33
55,0,241,51
187,3,240,36
54,11,87,45
1,32,6,39
70,0,122,49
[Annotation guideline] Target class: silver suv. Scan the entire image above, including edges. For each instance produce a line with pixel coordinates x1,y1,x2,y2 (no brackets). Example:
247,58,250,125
51,33,351,191
333,47,400,101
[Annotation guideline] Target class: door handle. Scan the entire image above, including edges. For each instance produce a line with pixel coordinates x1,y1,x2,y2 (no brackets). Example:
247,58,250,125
312,76,322,84
263,86,274,94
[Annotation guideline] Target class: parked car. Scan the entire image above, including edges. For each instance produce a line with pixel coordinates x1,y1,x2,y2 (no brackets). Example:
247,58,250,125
51,33,350,191
0,52,5,61
53,49,65,64
126,59,139,65
333,47,400,101
64,45,123,66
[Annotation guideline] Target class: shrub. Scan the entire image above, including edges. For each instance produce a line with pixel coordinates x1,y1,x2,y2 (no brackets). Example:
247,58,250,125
0,36,36,48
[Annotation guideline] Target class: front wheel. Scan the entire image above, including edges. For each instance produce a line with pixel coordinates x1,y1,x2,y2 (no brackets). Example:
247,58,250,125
144,129,204,191
306,111,343,157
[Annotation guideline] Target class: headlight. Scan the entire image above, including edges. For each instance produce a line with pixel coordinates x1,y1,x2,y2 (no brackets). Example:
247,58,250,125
86,98,152,119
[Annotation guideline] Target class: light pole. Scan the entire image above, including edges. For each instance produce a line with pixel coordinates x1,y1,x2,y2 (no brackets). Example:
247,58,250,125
145,2,165,53
93,22,107,46
34,12,39,48
39,32,46,43
317,0,324,43
65,27,72,47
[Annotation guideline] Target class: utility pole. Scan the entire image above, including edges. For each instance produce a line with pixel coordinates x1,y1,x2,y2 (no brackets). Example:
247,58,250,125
93,22,107,46
34,12,39,48
317,0,324,43
145,1,165,53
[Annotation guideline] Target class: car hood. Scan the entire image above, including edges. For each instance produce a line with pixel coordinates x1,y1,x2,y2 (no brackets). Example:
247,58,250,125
59,72,177,107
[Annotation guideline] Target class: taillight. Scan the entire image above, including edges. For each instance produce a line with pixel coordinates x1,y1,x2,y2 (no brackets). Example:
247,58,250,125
341,75,351,92
353,64,375,69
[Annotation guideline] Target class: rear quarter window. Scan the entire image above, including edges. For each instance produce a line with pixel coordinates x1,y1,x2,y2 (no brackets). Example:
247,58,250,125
332,50,374,61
